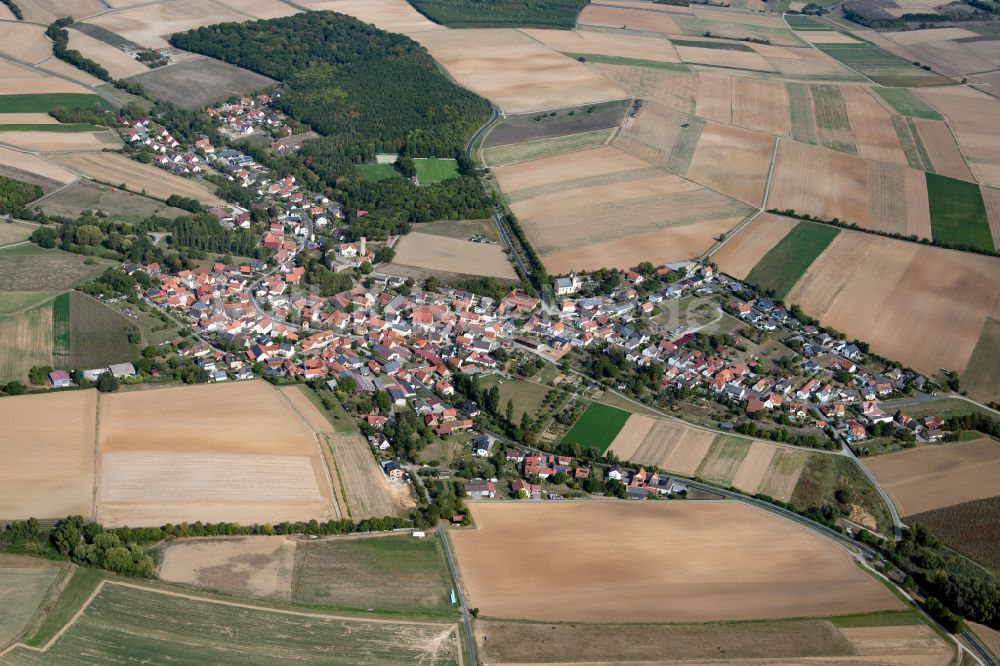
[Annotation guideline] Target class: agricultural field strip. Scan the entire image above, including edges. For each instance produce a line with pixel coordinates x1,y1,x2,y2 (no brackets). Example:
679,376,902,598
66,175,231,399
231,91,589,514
0,580,459,660
784,18,880,86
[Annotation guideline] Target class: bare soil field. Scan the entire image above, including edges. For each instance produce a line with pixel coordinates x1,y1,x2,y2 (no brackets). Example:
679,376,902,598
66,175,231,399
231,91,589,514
0,130,119,153
577,4,682,34
416,29,627,114
54,152,224,205
452,502,902,623
918,86,1000,187
591,64,697,115
841,86,907,166
326,433,407,520
785,231,1000,378
96,381,337,527
768,140,871,225
685,124,773,206
675,45,775,72
158,536,297,600
494,144,747,271
713,212,798,279
0,23,52,65
865,438,1000,516
36,58,107,88
299,0,442,35
0,390,96,521
522,28,681,63
83,0,253,49
0,147,77,184
128,57,277,110
390,232,517,280
0,113,57,125
67,27,148,79
0,73,91,95
913,118,975,182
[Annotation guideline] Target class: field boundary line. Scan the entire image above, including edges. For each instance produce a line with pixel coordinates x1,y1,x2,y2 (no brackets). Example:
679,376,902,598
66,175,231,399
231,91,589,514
779,16,880,87
0,578,461,659
91,392,102,522
762,135,780,209
324,434,353,520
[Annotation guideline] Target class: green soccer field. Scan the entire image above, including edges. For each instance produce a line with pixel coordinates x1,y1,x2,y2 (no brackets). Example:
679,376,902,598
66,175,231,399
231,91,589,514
414,158,460,184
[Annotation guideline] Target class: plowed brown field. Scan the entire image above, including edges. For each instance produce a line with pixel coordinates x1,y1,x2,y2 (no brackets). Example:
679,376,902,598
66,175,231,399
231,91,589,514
452,502,903,622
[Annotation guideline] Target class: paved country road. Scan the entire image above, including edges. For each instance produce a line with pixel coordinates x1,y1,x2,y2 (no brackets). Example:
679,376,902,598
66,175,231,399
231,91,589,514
438,522,477,666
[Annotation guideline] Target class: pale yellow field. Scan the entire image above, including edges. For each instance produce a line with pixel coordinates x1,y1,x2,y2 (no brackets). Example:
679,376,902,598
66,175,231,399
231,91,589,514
913,118,975,182
918,86,1000,187
96,381,338,527
417,29,627,114
768,140,871,225
0,76,93,95
216,0,300,19
695,74,732,125
675,45,775,72
0,391,97,520
865,438,1000,516
67,27,149,79
732,77,792,138
605,414,658,461
577,3,682,34
622,418,717,476
391,232,517,279
685,123,773,206
29,0,105,17
84,0,254,48
298,0,442,34
0,130,121,153
452,502,903,623
842,86,907,166
54,152,224,205
36,58,107,88
867,161,932,238
279,385,335,434
785,231,1000,377
0,147,78,184
326,433,409,520
522,28,681,63
0,23,52,65
712,212,798,279
731,442,778,496
158,536,297,600
0,113,57,125
591,64,697,115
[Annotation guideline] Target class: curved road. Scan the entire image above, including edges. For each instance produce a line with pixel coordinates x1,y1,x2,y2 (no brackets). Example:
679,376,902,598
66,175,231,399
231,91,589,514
465,108,501,162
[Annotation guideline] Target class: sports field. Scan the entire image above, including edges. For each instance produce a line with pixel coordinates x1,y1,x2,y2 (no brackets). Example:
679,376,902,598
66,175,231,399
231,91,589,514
355,163,399,182
561,401,630,453
414,158,459,184
745,222,840,299
925,172,994,251
451,502,902,623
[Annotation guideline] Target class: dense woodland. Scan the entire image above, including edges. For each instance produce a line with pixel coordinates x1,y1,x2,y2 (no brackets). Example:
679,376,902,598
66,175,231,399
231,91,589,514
0,175,43,218
170,12,493,236
409,0,588,28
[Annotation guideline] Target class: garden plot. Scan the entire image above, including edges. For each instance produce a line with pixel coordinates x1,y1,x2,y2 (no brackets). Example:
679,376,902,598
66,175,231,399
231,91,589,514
452,502,902,623
416,28,627,114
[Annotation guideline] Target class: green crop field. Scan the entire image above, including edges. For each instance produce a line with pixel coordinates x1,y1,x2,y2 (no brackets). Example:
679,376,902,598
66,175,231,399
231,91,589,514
670,39,754,52
292,534,455,614
409,0,587,28
874,89,943,120
0,94,113,114
815,43,949,87
51,292,71,360
787,83,818,145
414,158,459,185
355,163,399,182
0,124,105,132
5,583,460,664
745,222,840,299
562,402,631,453
812,84,856,154
925,173,993,251
563,53,690,71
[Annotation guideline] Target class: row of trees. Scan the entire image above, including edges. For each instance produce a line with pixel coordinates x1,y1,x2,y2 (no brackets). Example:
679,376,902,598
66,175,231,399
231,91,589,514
46,18,113,83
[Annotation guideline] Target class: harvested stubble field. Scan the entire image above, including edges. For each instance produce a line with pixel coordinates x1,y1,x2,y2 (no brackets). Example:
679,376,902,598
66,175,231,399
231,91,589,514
0,391,96,521
96,381,339,527
452,502,902,623
577,3,682,34
66,27,148,80
840,85,907,166
522,27,681,64
292,533,453,614
128,57,278,110
712,212,798,279
0,556,64,649
325,433,408,520
0,148,77,185
1,582,462,665
909,495,1000,573
917,86,1000,187
477,614,950,665
0,130,119,153
589,64,697,115
768,140,870,224
607,414,809,501
482,128,614,166
158,536,297,600
684,123,773,206
389,232,517,280
782,230,1000,379
0,66,93,97
964,316,1000,404
0,23,53,65
35,181,187,220
865,438,1000,517
298,0,442,36
53,153,224,206
493,143,748,273
416,28,627,114
82,0,259,49
913,118,974,181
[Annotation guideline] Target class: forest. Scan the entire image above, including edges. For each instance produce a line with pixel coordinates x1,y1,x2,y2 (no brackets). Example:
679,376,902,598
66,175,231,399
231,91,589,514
170,12,493,235
0,175,43,218
409,0,588,28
